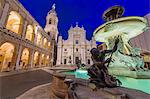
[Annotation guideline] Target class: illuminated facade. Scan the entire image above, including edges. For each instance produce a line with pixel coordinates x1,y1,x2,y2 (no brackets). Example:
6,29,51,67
56,23,96,65
0,0,55,72
130,13,150,67
131,13,150,52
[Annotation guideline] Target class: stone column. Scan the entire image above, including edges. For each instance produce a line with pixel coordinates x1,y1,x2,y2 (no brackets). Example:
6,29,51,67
41,36,44,48
0,3,9,27
56,46,62,65
71,46,73,64
34,34,37,45
81,47,86,64
0,32,4,45
28,49,34,68
38,53,42,67
16,45,23,70
21,20,28,38
11,45,20,71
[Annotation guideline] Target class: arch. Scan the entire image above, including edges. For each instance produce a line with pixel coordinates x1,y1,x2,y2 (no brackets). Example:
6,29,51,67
6,11,23,34
20,48,30,69
45,55,49,66
0,42,15,72
43,38,48,48
33,51,39,67
37,33,42,46
41,54,45,66
48,42,51,49
25,25,34,42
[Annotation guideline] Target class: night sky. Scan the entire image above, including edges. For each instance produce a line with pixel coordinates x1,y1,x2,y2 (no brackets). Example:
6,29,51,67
19,0,150,41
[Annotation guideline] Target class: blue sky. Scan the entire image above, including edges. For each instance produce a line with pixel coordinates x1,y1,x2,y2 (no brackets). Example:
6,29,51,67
19,0,150,41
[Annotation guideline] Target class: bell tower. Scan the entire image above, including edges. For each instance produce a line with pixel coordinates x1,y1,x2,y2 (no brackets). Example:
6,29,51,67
44,4,58,42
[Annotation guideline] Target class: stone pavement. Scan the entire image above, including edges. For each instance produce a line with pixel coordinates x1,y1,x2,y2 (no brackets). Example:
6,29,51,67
16,82,150,99
0,69,52,99
16,83,51,99
0,67,53,77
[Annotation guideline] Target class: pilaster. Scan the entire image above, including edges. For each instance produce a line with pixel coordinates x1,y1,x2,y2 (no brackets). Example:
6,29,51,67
0,2,9,27
22,20,28,38
15,44,23,70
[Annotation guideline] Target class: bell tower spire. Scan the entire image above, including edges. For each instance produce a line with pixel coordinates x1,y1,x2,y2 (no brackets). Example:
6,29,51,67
44,3,58,42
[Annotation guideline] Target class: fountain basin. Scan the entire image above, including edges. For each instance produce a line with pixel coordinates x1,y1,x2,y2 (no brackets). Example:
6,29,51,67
64,69,150,94
94,16,148,42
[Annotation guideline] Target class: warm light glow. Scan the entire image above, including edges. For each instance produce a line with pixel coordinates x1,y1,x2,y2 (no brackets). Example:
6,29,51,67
6,11,23,34
0,42,15,71
45,55,49,65
33,51,39,66
48,42,50,48
47,56,49,59
44,38,48,48
41,54,45,65
21,48,29,69
25,25,34,41
37,33,42,46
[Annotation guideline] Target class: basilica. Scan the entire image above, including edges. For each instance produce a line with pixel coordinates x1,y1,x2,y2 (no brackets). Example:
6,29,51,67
0,0,58,72
57,23,96,65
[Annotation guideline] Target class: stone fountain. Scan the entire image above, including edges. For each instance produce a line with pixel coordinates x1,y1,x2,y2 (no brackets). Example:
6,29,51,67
94,6,149,78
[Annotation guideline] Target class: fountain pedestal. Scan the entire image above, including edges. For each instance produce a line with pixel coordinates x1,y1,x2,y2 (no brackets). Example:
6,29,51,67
50,73,70,99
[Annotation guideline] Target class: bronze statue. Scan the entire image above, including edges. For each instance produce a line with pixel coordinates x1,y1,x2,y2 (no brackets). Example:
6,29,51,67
88,38,121,89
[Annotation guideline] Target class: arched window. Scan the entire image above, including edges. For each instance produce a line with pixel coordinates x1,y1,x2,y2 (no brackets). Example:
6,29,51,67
47,32,50,36
64,59,67,64
76,40,78,44
6,11,23,34
76,48,78,52
25,25,34,41
88,59,90,64
49,19,51,24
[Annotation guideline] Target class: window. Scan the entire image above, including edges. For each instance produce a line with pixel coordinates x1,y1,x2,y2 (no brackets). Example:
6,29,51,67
49,19,51,24
47,32,50,36
75,57,79,64
64,49,67,51
76,40,78,44
76,48,78,52
88,59,90,64
64,59,67,64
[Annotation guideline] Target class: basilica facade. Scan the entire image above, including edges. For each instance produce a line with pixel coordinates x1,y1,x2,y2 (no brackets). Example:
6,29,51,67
57,23,96,66
0,0,58,72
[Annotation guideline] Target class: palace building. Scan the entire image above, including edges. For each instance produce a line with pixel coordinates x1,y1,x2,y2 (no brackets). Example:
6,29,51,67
0,0,58,72
130,13,150,68
56,23,96,66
